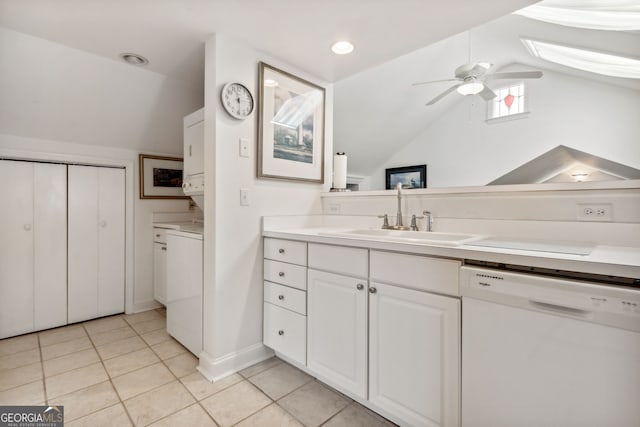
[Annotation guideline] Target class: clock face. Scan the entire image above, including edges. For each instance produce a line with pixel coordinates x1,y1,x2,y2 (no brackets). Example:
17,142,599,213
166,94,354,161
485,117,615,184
221,82,254,120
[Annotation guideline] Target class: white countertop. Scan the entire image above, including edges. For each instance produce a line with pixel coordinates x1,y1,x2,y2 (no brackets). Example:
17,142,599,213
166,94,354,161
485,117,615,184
154,221,204,235
263,227,640,280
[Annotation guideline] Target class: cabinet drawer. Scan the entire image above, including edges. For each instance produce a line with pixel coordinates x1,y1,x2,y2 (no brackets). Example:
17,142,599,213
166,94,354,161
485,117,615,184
370,250,461,296
153,228,167,244
264,238,307,266
308,243,368,278
263,302,306,365
264,259,307,291
264,281,306,315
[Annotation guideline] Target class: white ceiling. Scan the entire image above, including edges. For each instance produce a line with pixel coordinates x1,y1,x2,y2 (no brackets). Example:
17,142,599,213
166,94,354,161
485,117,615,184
0,0,538,85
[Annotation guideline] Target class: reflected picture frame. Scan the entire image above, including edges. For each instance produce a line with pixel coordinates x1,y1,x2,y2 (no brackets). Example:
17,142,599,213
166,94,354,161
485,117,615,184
257,62,326,183
139,154,189,199
385,164,427,190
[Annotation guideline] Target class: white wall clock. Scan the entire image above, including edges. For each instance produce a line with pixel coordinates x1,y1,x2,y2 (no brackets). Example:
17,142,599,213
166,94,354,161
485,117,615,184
220,82,254,120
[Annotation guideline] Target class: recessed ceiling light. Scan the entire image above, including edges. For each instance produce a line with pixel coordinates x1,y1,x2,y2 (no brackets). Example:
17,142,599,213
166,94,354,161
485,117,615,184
514,0,640,31
119,52,149,66
331,41,355,55
522,38,640,79
264,79,279,87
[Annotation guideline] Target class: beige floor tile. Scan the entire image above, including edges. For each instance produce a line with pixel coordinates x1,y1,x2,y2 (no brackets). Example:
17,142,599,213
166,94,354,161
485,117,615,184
39,324,87,347
124,310,163,325
150,339,187,360
149,403,215,427
0,362,43,392
124,380,195,426
96,336,147,361
0,333,39,357
323,402,397,427
200,380,271,426
50,381,119,422
40,335,92,361
130,318,165,335
83,316,128,335
66,403,132,427
181,372,243,401
89,326,136,347
248,362,313,400
235,403,303,427
278,381,350,427
164,352,198,378
111,362,174,401
45,362,108,399
0,380,44,405
43,348,100,377
140,329,171,346
239,356,283,378
103,348,159,378
0,347,40,371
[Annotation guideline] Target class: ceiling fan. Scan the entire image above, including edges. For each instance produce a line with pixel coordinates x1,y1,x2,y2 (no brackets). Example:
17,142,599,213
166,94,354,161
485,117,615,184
413,62,543,106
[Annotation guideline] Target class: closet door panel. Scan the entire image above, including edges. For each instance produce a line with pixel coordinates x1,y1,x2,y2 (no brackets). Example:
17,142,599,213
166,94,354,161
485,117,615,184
68,165,99,323
97,167,125,316
0,161,35,338
34,163,67,330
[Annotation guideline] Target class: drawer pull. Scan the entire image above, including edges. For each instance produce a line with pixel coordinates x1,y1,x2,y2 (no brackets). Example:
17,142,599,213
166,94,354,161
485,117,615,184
278,272,285,277
356,283,364,290
369,287,377,294
156,234,161,238
278,294,285,300
278,330,284,336
278,248,285,254
161,247,167,251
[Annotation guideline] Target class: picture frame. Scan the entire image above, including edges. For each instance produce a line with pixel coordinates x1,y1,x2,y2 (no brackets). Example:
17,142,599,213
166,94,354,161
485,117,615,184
139,154,189,199
257,62,326,183
385,164,427,190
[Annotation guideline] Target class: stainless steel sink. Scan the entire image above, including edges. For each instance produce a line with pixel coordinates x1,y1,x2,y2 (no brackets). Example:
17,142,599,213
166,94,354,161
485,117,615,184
320,229,483,246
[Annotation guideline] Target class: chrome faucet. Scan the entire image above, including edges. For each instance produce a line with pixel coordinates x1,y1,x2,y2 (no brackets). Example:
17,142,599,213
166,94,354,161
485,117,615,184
378,183,410,230
423,210,433,232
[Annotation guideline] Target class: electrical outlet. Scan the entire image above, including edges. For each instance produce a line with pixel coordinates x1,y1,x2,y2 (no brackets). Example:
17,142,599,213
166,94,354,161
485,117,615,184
328,204,340,214
240,188,250,206
577,203,612,221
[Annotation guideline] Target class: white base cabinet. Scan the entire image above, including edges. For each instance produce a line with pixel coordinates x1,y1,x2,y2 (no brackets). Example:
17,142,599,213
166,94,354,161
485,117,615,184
369,282,460,427
153,228,167,305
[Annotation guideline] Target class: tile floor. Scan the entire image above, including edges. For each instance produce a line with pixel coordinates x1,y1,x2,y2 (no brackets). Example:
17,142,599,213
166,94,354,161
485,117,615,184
0,308,396,426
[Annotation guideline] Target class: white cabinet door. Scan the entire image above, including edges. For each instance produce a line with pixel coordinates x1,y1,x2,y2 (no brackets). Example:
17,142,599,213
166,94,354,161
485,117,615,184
183,109,204,177
307,269,368,399
369,282,460,427
0,161,35,338
68,165,125,323
153,242,167,305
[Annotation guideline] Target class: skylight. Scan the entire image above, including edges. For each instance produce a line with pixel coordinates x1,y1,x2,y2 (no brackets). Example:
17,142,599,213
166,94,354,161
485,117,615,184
521,39,640,79
515,0,640,31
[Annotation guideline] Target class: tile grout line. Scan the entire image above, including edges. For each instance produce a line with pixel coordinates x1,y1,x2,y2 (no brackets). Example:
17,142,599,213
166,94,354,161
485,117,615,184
37,333,48,406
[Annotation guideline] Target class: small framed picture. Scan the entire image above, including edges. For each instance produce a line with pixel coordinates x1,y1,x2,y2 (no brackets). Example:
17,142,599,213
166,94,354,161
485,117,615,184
385,164,427,190
139,154,189,199
257,62,326,183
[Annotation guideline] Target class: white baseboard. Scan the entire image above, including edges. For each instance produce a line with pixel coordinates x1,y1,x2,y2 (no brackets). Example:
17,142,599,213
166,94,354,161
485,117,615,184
130,299,163,314
197,343,274,382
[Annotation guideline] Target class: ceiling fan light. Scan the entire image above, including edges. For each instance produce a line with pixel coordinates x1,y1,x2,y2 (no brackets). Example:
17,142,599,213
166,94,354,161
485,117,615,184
457,81,484,95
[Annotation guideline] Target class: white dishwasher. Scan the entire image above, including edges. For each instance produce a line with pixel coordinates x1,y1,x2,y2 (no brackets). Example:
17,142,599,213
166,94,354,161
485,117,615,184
166,229,203,356
460,266,640,427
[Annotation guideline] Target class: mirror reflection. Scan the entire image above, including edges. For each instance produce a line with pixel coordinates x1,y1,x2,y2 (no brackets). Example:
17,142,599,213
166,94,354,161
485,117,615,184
333,3,640,190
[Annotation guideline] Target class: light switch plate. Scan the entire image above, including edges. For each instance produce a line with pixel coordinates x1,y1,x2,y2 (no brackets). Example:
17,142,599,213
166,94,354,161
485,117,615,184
240,188,250,206
239,138,249,158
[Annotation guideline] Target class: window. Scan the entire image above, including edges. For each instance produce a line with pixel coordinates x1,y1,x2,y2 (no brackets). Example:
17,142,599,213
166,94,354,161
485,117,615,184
487,82,527,121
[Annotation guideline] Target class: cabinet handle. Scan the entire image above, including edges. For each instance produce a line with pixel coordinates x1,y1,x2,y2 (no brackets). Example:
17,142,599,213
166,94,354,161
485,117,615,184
161,247,167,251
369,287,377,294
99,220,107,228
356,283,364,290
278,330,284,336
278,294,285,300
278,272,285,277
23,224,32,231
278,248,285,254
189,144,192,156
156,234,161,238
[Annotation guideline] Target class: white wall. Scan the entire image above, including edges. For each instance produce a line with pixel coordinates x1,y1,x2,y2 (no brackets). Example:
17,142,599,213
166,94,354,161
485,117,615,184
198,34,332,380
361,68,640,190
0,27,202,312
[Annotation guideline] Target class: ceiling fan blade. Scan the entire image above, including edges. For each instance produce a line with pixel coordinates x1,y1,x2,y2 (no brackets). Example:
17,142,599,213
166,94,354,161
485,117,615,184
412,78,460,86
478,85,497,101
486,71,543,80
426,84,461,105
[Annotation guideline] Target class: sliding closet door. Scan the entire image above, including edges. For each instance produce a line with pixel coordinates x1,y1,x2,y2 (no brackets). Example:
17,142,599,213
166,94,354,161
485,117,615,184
68,165,125,323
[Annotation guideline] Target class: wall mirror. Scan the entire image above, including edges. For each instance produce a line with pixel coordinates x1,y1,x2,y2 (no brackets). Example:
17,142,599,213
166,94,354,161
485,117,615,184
333,4,640,190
